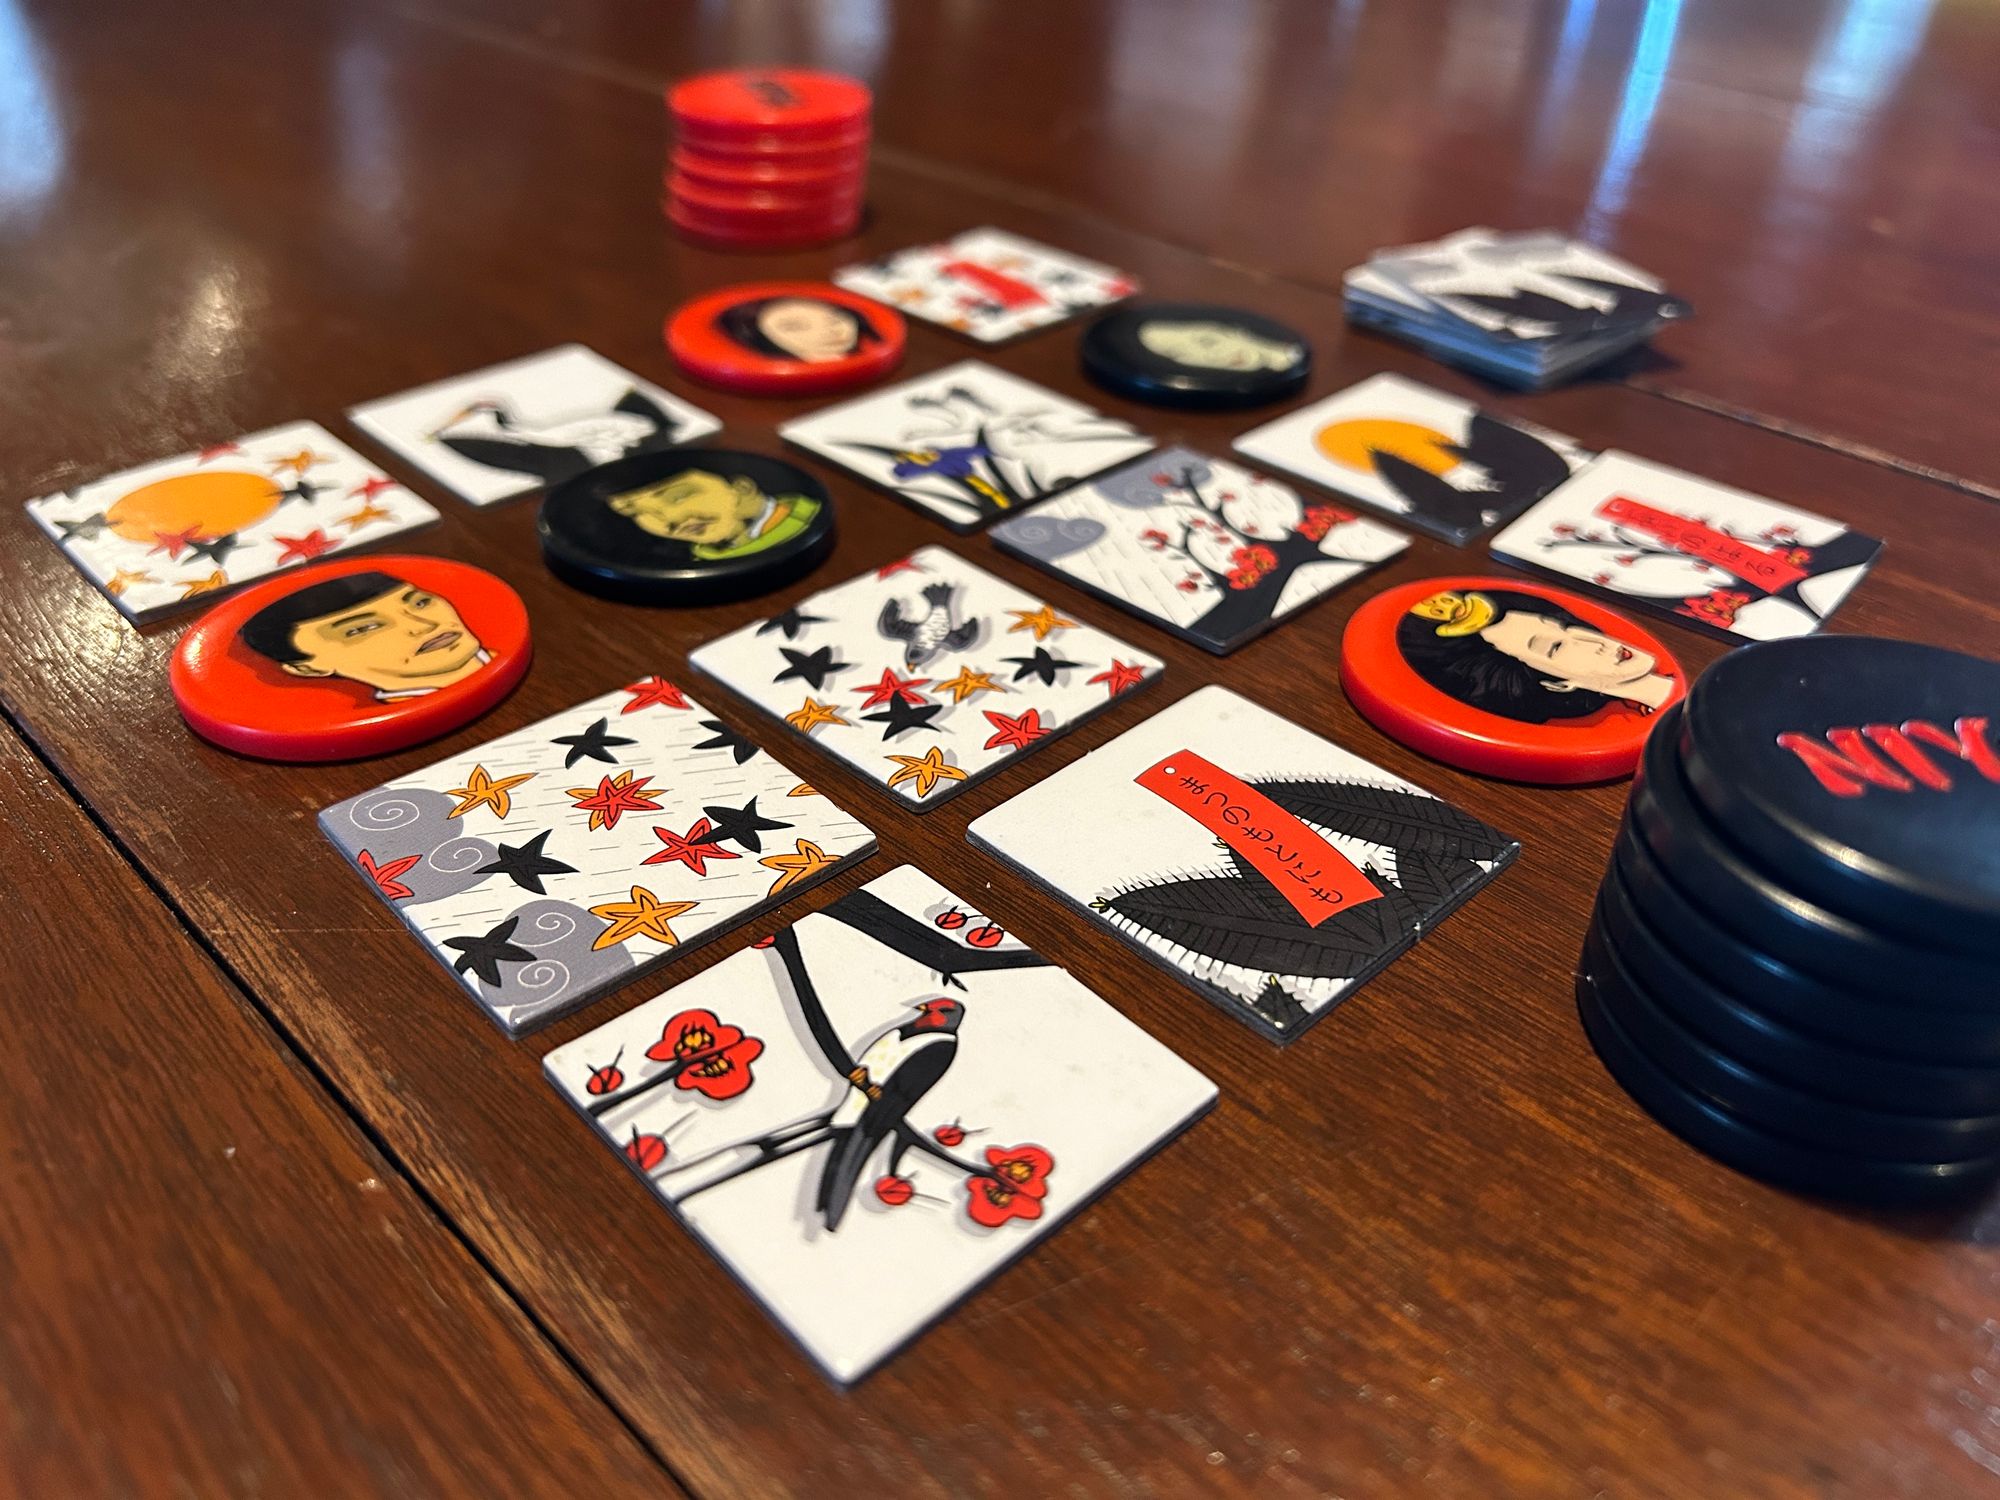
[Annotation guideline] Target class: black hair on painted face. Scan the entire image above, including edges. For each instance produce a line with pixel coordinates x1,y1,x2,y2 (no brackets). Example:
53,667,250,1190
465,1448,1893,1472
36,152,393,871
1394,588,1612,723
714,297,882,359
239,572,407,664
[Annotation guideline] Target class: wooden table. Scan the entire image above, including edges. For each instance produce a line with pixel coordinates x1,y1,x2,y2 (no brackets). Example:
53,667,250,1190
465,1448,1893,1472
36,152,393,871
4,1,1998,1495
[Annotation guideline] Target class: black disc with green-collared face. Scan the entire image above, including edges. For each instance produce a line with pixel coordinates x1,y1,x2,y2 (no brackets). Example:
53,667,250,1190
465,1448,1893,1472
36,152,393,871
1081,303,1310,408
538,447,835,605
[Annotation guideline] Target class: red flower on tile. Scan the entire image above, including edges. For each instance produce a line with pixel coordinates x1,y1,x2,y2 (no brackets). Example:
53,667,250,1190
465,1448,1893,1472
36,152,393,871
357,849,420,900
585,1048,625,1096
933,1121,969,1148
1138,528,1170,550
1295,503,1351,542
625,1130,669,1172
1677,588,1755,628
964,1144,1054,1227
1550,522,1577,537
966,924,1005,949
1225,543,1278,590
874,1175,915,1206
645,1008,764,1100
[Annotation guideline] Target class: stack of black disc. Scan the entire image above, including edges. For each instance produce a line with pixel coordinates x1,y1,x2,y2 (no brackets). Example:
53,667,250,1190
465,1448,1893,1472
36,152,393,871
1578,635,2000,1205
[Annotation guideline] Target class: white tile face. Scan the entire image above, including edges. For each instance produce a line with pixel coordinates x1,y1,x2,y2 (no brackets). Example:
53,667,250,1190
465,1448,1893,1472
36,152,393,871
319,677,875,1036
833,227,1137,343
347,344,723,506
779,360,1155,531
544,863,1215,1385
990,448,1408,654
1232,373,1591,544
26,421,438,622
690,544,1164,810
967,685,1519,1042
1487,450,1884,641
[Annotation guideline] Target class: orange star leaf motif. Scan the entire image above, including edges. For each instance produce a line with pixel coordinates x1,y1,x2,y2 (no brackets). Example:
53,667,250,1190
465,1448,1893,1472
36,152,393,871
106,568,156,597
760,839,839,895
787,783,818,798
1007,605,1076,641
589,887,698,950
339,501,394,530
179,570,228,599
565,769,662,831
885,745,967,799
785,697,849,734
935,665,1001,704
271,448,326,477
447,764,535,820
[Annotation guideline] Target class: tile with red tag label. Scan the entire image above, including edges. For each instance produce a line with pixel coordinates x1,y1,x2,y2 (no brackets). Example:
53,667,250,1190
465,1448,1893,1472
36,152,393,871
966,685,1519,1041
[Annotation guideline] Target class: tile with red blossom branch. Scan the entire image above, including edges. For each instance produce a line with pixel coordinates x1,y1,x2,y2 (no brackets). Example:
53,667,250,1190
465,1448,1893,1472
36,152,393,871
27,420,436,623
1488,450,1883,643
544,863,1215,1385
319,677,875,1036
991,447,1409,654
691,545,1163,811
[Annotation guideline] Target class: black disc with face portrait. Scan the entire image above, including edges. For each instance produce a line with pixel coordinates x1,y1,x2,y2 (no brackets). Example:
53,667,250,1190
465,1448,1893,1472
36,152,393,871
1080,303,1311,409
538,447,835,605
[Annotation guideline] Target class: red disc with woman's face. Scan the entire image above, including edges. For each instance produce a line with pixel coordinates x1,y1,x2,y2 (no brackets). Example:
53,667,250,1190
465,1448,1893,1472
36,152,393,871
664,282,904,395
171,554,531,762
1341,575,1687,783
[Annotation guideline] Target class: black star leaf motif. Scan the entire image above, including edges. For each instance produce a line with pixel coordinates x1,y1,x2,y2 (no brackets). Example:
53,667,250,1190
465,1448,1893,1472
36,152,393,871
757,607,829,641
445,916,536,988
187,532,243,567
551,716,635,769
693,719,757,764
56,513,110,542
863,697,946,740
774,645,852,691
473,830,577,895
700,795,791,853
281,478,324,506
1003,647,1083,687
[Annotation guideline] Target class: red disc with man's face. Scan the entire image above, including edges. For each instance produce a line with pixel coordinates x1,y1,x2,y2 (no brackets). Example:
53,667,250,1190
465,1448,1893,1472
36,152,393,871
171,554,531,762
1341,575,1687,784
665,281,904,395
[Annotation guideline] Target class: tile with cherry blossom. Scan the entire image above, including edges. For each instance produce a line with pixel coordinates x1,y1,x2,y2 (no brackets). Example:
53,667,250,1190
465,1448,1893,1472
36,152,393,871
1486,450,1883,641
319,676,876,1036
26,420,437,623
543,862,1216,1384
990,447,1408,654
689,544,1164,810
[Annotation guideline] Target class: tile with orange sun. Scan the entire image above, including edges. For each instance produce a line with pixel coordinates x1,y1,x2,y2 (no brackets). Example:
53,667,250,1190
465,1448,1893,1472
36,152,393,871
27,420,438,623
1232,372,1593,546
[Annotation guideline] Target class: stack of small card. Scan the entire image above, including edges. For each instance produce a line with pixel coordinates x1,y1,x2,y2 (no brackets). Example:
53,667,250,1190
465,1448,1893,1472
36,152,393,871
1343,228,1691,389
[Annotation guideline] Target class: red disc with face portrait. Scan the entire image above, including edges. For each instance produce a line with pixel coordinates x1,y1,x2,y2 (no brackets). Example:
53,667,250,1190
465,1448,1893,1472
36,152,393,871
171,555,532,762
664,281,904,395
1341,575,1687,784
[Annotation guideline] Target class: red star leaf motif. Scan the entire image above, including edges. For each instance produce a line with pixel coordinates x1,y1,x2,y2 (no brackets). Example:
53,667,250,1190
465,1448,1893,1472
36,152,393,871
348,475,398,501
357,849,421,900
566,771,662,831
621,676,691,713
149,526,204,560
1088,660,1146,696
641,817,742,876
874,557,922,579
275,529,337,564
982,707,1049,751
196,442,242,463
853,668,931,709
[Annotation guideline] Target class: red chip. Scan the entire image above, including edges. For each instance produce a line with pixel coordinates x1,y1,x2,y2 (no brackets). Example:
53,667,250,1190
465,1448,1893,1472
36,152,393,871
671,146,867,191
672,127,872,165
664,200,862,251
664,281,901,394
669,69,871,137
667,172,862,219
171,555,531,762
1340,575,1686,784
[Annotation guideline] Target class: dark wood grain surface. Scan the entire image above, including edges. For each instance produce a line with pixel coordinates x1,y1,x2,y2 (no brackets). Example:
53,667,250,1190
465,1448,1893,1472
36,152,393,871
0,721,670,1497
3,0,1999,1496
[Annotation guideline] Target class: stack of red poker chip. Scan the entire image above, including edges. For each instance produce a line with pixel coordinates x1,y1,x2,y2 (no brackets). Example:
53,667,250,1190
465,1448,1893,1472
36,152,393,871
666,69,870,249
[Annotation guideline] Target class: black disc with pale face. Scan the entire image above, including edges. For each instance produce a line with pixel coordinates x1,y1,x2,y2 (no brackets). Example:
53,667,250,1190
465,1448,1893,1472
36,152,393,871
538,447,835,605
1678,635,2000,952
1080,303,1311,408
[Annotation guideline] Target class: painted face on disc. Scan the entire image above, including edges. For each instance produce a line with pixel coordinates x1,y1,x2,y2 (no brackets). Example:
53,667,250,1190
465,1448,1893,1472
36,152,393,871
1342,575,1686,784
666,282,904,395
171,555,530,762
1081,303,1310,408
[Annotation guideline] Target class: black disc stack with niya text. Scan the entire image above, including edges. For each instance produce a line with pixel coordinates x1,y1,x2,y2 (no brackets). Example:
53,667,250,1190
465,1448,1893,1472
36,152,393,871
1578,635,2000,1205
